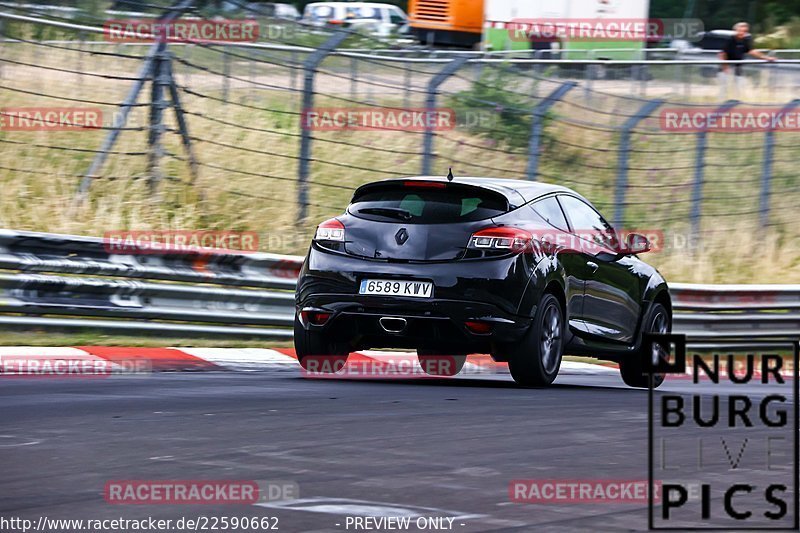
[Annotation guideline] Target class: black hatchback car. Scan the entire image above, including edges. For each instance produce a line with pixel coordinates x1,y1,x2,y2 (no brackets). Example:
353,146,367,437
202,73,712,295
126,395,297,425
295,176,672,388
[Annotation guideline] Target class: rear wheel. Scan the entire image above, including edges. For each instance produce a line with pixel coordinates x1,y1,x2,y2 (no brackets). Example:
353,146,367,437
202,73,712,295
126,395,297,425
619,302,670,389
504,293,564,387
416,351,467,376
294,315,349,373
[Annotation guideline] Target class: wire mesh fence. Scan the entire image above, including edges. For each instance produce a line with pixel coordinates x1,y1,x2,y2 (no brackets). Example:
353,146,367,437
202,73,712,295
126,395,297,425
1,4,799,283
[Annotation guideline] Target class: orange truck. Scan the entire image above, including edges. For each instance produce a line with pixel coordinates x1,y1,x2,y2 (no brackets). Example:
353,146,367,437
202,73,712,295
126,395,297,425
410,0,652,55
408,0,484,48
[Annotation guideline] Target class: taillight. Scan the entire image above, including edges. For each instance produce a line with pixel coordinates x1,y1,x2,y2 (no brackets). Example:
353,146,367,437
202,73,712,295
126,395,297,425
314,218,344,242
468,227,533,253
465,320,493,335
301,310,331,326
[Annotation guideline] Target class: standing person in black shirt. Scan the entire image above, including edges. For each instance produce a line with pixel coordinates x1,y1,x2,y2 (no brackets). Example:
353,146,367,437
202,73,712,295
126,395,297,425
719,21,775,97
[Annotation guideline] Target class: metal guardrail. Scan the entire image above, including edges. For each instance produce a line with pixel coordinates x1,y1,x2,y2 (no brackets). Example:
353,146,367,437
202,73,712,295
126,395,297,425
0,230,299,339
669,283,800,343
0,230,798,346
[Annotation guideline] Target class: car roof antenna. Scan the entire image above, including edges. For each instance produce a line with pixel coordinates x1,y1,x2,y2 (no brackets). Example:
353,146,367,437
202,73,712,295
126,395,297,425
446,168,454,182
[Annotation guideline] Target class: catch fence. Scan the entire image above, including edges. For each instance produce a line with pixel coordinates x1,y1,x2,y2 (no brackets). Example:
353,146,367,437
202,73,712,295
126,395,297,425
0,4,798,284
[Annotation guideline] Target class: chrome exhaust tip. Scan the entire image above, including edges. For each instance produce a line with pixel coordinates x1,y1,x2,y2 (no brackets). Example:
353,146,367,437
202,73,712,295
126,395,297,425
379,317,407,333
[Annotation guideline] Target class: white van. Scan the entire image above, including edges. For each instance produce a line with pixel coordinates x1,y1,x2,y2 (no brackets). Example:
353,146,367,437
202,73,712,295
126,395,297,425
303,2,408,36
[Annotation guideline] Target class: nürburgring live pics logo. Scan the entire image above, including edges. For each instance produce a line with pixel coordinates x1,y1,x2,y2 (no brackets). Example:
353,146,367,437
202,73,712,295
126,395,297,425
647,334,799,530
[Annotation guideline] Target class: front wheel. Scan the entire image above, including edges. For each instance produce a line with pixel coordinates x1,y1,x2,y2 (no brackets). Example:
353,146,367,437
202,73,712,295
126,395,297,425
504,293,564,387
619,302,670,389
294,315,349,373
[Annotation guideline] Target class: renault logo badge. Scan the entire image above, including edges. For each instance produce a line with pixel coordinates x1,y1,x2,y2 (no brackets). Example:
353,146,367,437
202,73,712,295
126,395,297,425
395,228,409,245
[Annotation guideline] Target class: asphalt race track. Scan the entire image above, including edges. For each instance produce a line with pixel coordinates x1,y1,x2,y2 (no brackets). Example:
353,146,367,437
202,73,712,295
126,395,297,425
0,368,796,532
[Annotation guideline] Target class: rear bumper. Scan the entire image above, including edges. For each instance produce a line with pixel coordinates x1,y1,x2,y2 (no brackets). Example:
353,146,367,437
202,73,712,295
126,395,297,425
299,295,532,352
296,247,537,351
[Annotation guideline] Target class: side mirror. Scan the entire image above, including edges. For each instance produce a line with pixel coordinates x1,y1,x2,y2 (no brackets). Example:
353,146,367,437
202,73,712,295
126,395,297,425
623,233,651,254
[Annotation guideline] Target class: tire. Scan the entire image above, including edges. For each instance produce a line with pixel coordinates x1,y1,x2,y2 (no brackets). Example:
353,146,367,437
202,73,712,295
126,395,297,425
619,302,670,389
293,315,349,373
505,293,564,387
416,352,467,376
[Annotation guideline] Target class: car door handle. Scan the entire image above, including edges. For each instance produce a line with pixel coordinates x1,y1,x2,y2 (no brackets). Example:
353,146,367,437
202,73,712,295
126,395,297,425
586,261,599,274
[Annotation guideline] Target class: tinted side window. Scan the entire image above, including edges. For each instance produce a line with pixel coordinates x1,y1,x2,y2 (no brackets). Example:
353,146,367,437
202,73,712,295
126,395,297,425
531,196,568,231
557,195,618,250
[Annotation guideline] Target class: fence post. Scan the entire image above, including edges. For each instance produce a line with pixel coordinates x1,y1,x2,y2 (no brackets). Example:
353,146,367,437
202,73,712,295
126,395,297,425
290,49,297,91
184,44,192,86
584,57,595,102
350,54,358,100
222,47,230,103
421,55,472,175
690,100,739,239
640,66,648,97
682,63,690,100
0,18,4,80
165,53,199,184
76,45,159,198
248,46,255,102
147,46,169,192
74,0,196,199
525,81,576,180
365,60,374,103
297,30,349,222
403,60,411,109
613,99,664,229
76,30,85,89
760,98,800,226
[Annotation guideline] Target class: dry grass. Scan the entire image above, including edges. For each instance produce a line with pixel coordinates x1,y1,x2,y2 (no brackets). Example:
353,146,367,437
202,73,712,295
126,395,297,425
1,41,799,283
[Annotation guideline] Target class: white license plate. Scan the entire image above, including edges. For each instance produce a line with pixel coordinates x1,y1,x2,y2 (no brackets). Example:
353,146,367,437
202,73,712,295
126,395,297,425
359,279,433,298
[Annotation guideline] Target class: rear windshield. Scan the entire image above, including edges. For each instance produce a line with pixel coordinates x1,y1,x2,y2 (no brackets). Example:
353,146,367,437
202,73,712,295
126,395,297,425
349,185,509,224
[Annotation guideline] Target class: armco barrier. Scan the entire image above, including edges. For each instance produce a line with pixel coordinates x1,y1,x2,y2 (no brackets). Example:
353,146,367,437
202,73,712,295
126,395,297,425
669,283,800,344
0,230,798,345
0,229,299,338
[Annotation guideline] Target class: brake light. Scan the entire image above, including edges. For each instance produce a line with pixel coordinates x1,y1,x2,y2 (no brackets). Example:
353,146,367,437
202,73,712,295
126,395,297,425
465,320,493,335
403,181,446,189
301,310,331,326
468,227,532,253
314,218,344,242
